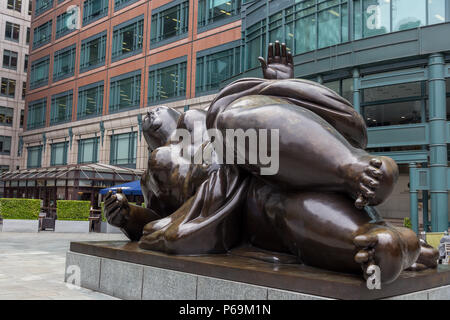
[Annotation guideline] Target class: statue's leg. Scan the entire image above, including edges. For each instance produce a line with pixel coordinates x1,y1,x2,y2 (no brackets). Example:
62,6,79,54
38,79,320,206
245,180,420,284
216,96,398,208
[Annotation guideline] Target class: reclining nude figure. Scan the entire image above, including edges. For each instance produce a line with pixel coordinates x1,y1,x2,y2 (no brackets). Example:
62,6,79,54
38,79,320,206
104,41,438,284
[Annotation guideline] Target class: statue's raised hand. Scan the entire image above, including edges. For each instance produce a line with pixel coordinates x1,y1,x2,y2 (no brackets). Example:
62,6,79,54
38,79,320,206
104,189,130,228
258,41,294,80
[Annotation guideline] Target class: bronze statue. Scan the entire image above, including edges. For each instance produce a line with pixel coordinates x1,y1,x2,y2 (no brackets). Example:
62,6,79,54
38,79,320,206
104,41,438,284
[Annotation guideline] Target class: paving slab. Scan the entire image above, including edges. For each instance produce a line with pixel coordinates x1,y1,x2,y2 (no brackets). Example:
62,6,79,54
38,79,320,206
0,232,127,300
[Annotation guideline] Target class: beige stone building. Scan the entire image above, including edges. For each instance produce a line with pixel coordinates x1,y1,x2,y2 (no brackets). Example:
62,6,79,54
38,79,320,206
0,0,31,181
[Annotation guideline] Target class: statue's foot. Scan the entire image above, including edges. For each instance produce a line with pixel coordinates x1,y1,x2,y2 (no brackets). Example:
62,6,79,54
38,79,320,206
406,239,439,271
353,226,414,284
344,155,398,209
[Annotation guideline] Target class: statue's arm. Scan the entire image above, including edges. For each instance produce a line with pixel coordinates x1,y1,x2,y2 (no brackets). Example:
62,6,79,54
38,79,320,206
104,190,160,241
121,204,160,241
258,40,294,80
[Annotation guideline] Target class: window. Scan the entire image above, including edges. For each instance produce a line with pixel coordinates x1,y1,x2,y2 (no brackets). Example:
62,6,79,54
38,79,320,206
82,0,108,26
150,1,189,45
428,0,446,25
53,45,76,82
392,0,425,31
78,137,99,164
1,78,16,97
362,81,425,127
111,16,143,62
33,20,52,49
56,11,77,38
80,32,106,72
148,58,187,103
353,0,445,39
27,146,42,168
26,27,30,44
5,22,20,42
245,21,266,70
7,0,22,12
50,141,68,166
0,136,12,155
114,0,139,11
77,81,103,120
20,109,24,127
198,0,241,28
323,78,353,103
109,70,141,113
196,45,241,94
110,132,137,168
0,107,14,126
317,0,348,48
0,165,9,173
35,0,53,16
51,90,72,125
2,50,18,70
28,0,32,14
27,98,47,130
22,81,26,99
24,54,28,72
30,56,50,89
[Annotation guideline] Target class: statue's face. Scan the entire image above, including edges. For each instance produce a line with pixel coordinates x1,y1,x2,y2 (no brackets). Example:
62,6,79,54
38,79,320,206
143,106,181,151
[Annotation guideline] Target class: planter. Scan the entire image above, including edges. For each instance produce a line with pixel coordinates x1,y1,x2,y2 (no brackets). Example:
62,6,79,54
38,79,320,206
55,220,89,233
100,221,123,234
1,219,39,232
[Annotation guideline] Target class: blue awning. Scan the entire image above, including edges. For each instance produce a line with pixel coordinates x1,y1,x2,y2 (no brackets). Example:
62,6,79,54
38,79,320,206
100,180,142,196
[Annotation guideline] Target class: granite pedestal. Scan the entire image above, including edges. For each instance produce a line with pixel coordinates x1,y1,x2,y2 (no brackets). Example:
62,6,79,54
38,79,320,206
65,241,450,300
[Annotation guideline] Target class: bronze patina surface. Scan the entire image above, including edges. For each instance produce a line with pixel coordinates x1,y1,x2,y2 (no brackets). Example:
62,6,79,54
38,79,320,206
103,41,439,285
70,240,450,300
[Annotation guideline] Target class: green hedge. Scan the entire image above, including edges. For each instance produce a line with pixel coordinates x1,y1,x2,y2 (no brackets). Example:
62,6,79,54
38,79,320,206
57,200,91,221
0,198,40,220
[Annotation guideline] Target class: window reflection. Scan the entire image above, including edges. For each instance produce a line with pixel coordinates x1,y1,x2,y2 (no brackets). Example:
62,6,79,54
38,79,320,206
392,0,425,31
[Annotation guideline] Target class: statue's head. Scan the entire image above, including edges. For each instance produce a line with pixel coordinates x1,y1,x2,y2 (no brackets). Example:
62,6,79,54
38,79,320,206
143,106,181,151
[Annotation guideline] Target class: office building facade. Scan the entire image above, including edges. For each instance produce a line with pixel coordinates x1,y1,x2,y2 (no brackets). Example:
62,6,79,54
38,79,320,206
0,0,31,176
8,0,450,228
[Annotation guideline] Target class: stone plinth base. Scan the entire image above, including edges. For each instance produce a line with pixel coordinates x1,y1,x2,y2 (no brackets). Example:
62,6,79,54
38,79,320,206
65,241,450,300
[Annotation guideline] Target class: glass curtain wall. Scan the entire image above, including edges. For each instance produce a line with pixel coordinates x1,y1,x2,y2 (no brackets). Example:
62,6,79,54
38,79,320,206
245,0,447,70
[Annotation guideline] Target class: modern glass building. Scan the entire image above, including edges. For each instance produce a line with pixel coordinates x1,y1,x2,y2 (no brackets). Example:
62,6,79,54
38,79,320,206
237,0,450,232
11,0,450,229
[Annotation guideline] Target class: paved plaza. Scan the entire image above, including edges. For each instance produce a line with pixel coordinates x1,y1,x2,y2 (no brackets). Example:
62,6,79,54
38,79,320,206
0,232,128,300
